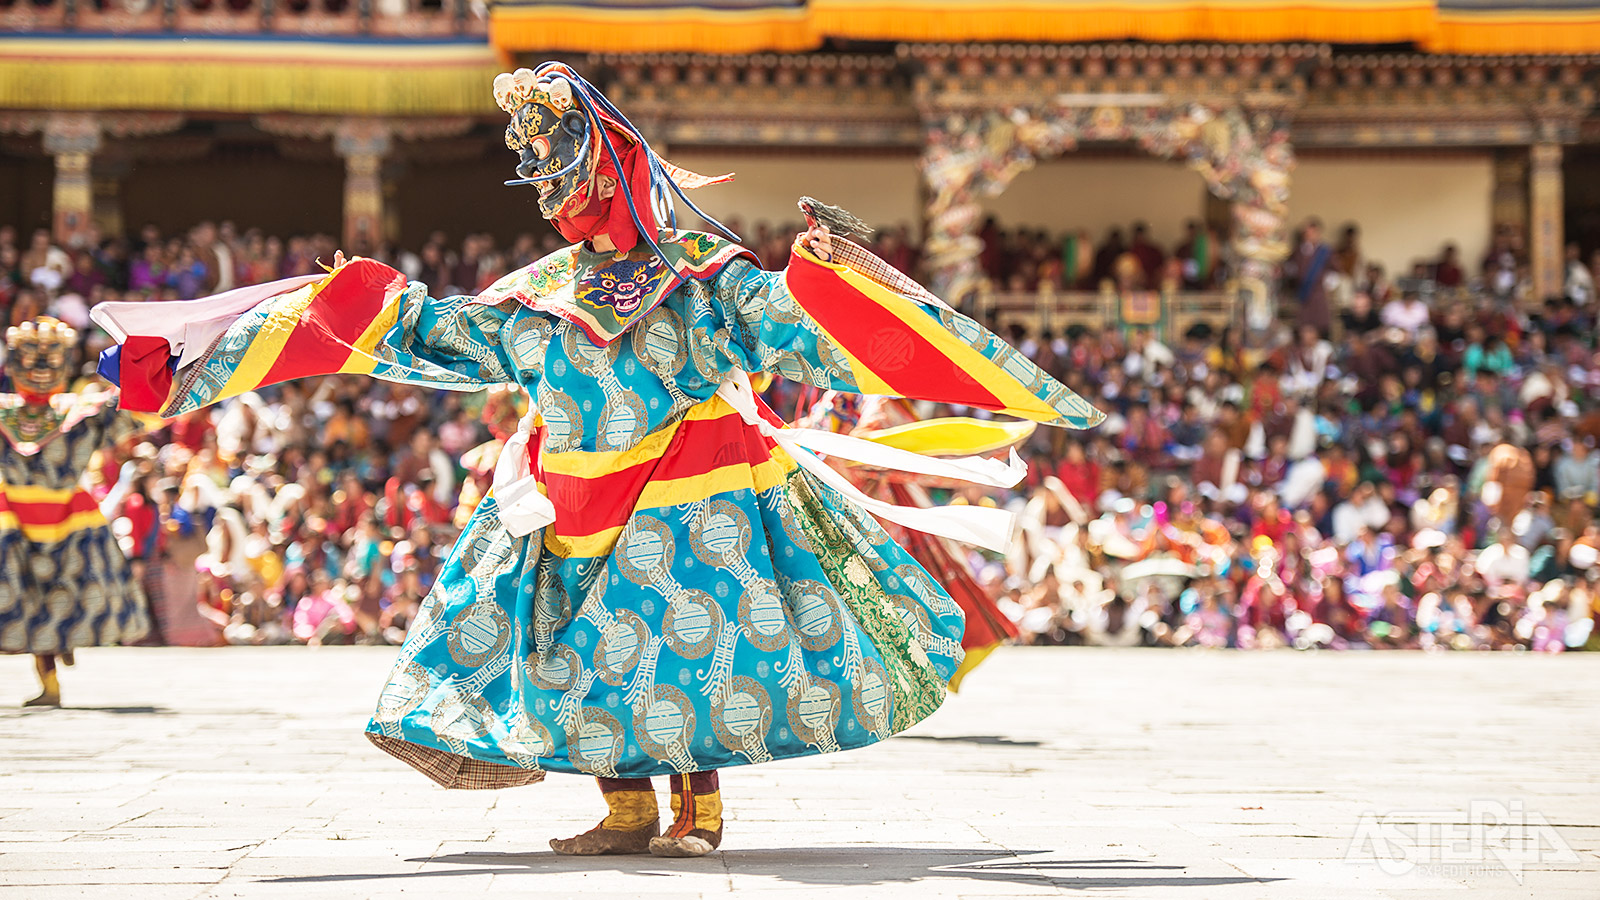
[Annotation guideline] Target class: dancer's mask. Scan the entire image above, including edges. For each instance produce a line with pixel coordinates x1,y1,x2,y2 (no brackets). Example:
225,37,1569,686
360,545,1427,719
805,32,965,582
497,69,594,223
6,316,75,400
494,62,736,255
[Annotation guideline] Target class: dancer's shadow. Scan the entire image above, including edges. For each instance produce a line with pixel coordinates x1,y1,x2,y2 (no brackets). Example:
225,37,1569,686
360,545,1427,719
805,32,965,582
3,705,171,715
267,847,1284,891
898,734,1045,749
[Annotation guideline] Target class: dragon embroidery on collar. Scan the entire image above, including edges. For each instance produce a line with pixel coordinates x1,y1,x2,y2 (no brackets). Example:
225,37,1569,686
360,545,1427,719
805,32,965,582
472,231,752,346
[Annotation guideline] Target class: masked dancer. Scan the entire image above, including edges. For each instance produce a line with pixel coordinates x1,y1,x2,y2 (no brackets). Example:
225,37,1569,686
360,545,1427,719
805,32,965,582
0,317,148,707
93,62,1101,857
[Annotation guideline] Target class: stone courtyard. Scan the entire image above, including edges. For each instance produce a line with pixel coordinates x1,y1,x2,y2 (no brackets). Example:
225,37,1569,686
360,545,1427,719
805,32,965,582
2,647,1596,899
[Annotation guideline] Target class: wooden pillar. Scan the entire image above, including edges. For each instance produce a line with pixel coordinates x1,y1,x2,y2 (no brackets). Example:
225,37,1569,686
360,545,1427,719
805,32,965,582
380,157,406,247
1491,147,1529,238
91,155,132,240
41,113,101,249
1530,142,1564,305
920,112,998,309
1231,198,1286,336
334,118,392,254
1223,132,1293,343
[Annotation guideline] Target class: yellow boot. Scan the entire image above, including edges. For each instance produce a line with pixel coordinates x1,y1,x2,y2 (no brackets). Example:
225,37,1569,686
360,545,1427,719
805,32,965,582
650,771,723,858
23,655,60,708
549,777,659,856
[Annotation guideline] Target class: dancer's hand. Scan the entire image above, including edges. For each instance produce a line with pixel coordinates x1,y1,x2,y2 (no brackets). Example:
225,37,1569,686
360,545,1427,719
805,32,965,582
802,223,833,262
331,250,347,268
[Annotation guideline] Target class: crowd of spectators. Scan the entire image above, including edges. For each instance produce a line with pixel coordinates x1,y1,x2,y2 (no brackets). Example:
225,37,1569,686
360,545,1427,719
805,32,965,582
2,213,1598,653
971,217,1228,293
971,217,1600,652
0,221,539,648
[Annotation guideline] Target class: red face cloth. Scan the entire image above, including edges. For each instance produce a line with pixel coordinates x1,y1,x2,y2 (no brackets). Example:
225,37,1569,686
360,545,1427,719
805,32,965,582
549,128,658,256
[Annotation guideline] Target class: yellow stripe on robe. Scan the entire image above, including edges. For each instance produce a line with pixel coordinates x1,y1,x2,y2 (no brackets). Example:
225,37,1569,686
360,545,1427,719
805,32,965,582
856,417,1037,458
539,397,745,479
543,449,796,559
0,484,83,504
0,509,110,543
338,291,405,375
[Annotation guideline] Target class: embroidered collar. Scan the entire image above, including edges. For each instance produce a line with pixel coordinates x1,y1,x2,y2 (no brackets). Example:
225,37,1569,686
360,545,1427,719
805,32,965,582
0,391,114,456
472,231,751,345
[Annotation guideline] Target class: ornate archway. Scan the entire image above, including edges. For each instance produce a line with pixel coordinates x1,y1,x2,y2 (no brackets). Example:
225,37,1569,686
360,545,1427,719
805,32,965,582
909,43,1319,333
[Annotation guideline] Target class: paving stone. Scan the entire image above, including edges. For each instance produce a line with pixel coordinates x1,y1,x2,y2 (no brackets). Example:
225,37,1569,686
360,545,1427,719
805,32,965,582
0,850,249,870
0,887,212,900
1,646,1596,900
0,867,224,885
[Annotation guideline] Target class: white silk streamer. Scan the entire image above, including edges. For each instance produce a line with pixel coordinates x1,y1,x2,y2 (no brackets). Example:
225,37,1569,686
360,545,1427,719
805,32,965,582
714,371,1022,553
492,408,557,538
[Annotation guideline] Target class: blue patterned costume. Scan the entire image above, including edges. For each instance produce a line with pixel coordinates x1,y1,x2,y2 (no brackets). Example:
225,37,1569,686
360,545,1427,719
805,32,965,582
91,65,1102,859
95,231,1101,788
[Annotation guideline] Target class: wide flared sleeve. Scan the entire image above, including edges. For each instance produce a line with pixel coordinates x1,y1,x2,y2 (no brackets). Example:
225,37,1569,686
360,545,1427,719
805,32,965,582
91,258,516,417
708,237,1103,430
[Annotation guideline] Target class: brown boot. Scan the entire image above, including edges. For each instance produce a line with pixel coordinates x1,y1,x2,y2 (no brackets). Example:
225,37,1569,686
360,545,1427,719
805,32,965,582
550,777,660,856
23,655,60,708
649,771,722,858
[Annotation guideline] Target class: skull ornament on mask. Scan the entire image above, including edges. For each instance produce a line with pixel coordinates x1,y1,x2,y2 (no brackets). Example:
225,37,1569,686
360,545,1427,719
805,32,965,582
6,316,75,400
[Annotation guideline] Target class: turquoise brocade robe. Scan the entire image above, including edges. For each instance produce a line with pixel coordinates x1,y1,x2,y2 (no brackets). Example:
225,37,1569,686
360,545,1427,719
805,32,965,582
113,233,1102,788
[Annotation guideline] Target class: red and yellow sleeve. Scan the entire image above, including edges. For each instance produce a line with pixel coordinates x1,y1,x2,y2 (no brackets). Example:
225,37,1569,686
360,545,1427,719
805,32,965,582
780,238,1103,430
96,258,511,417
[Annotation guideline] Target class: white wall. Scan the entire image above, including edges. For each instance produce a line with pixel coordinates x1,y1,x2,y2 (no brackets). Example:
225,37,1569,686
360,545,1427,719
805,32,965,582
666,152,922,232
1288,154,1493,279
982,157,1209,249
665,151,1496,281
669,152,1210,245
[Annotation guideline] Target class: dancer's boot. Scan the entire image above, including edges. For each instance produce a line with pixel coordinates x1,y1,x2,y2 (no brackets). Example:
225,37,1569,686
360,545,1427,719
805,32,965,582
549,776,659,855
23,655,60,708
649,771,722,858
